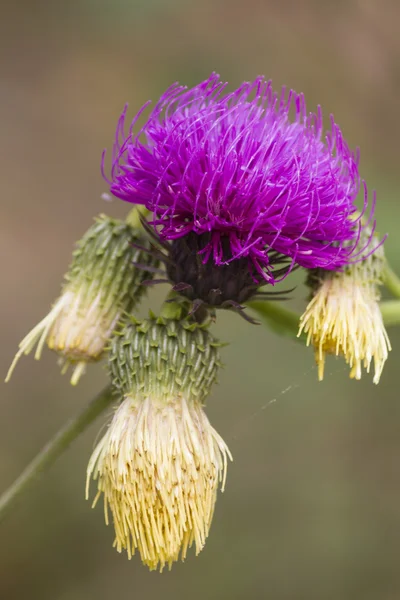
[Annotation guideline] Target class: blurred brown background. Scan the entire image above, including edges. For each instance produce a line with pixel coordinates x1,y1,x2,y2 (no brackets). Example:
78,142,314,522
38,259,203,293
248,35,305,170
1,1,400,598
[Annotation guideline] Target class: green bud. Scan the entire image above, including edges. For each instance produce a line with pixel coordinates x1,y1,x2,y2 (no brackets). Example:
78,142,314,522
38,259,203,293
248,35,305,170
109,316,223,401
6,214,158,385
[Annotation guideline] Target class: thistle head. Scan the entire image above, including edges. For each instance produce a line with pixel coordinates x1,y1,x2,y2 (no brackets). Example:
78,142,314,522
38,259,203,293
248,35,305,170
6,214,158,385
86,317,231,571
105,73,375,304
299,232,391,384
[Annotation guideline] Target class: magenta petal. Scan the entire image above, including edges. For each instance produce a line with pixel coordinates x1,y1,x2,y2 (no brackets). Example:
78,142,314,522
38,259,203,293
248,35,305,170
105,73,378,284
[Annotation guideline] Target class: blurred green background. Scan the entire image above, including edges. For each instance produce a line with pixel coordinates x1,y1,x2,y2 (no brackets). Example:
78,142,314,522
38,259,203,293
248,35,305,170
1,1,400,598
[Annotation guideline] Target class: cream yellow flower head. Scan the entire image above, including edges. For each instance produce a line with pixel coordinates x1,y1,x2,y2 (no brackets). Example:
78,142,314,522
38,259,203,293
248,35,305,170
298,237,391,384
86,317,232,571
6,214,157,385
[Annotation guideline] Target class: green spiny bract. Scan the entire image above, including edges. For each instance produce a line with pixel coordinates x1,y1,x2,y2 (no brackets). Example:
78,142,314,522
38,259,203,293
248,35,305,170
109,316,223,402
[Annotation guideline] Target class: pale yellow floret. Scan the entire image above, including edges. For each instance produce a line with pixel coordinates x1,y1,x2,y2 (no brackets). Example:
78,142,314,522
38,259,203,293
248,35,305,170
86,394,232,571
298,269,391,384
6,287,120,385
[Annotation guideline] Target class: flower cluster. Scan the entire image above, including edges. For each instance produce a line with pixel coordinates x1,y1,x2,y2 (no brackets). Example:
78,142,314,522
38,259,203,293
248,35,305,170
5,74,393,573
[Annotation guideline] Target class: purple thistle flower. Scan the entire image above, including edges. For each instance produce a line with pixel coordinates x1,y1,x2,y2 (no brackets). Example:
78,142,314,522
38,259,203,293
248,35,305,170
104,73,376,286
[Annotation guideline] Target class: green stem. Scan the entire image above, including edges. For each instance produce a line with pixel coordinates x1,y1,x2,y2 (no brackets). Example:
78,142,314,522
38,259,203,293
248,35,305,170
248,299,400,340
247,300,304,342
0,384,113,523
159,291,185,321
380,300,400,326
383,264,400,299
125,206,150,229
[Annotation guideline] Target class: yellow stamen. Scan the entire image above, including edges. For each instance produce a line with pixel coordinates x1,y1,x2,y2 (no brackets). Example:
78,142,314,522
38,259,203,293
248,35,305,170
86,394,232,571
299,269,391,384
6,287,120,385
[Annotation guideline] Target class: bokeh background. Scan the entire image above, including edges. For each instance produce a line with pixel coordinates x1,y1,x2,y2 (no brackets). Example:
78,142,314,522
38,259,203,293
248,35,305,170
1,1,400,598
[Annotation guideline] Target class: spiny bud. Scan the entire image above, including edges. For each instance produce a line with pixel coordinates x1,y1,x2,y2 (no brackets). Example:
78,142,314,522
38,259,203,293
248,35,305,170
86,317,231,571
6,214,158,385
298,233,391,384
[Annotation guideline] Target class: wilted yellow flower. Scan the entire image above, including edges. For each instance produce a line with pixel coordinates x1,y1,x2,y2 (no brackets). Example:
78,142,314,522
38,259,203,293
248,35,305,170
298,245,391,384
6,214,157,385
87,393,230,571
86,317,232,571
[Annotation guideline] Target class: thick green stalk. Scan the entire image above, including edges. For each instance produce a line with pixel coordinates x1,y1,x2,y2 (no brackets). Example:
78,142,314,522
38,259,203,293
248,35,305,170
248,299,400,339
0,384,113,523
247,300,305,341
126,206,150,229
382,264,400,299
380,300,400,326
159,291,185,321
